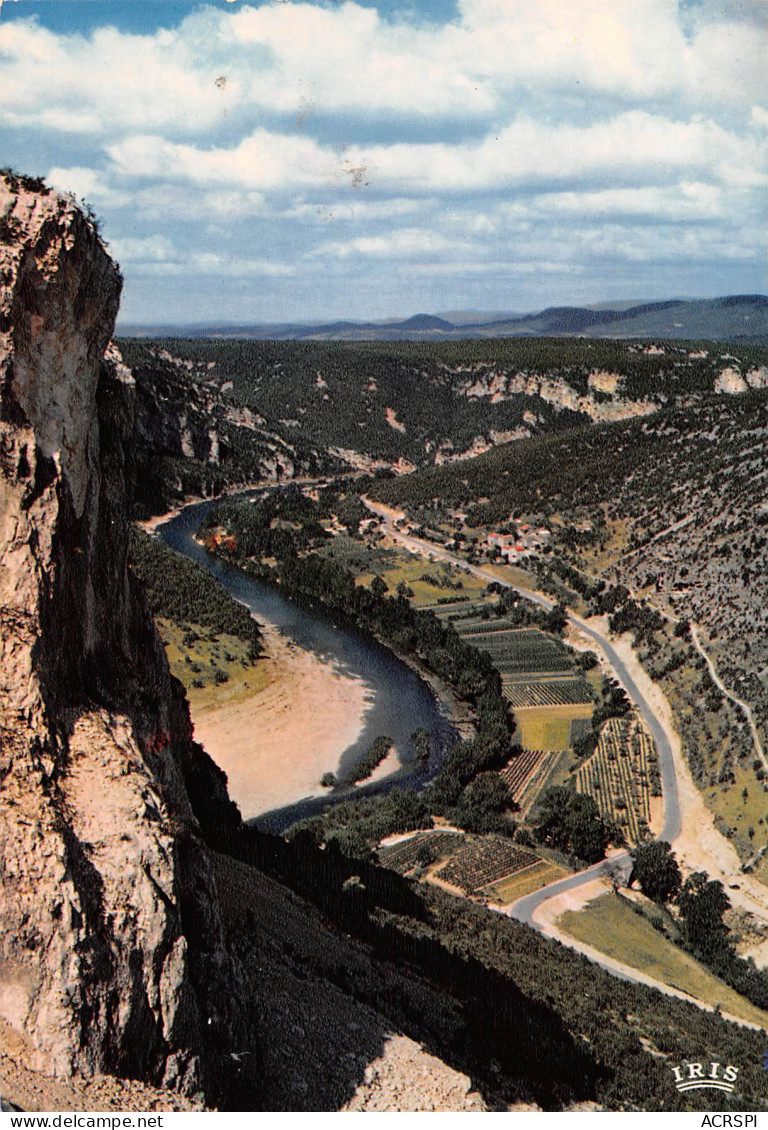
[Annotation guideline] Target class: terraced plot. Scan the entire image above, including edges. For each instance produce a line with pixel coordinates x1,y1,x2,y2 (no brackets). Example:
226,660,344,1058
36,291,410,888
484,859,570,904
576,715,660,843
502,679,592,708
499,748,549,800
436,839,539,894
498,748,561,808
377,830,465,873
457,627,572,674
446,616,525,634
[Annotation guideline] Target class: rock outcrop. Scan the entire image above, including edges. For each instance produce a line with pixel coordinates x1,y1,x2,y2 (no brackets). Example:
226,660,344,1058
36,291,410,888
120,342,338,518
0,178,256,1104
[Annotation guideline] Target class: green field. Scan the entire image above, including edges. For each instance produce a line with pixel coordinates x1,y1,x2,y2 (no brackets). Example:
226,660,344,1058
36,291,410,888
559,894,768,1028
157,617,272,707
484,859,570,903
357,555,491,608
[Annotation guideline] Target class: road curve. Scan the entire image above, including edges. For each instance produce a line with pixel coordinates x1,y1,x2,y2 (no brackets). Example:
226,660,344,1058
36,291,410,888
361,500,682,926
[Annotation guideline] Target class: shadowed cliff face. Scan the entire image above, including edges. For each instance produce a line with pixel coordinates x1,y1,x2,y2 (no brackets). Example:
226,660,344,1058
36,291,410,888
0,179,256,1104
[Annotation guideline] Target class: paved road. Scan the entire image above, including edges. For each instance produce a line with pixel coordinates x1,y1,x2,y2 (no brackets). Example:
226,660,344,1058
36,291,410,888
362,501,682,926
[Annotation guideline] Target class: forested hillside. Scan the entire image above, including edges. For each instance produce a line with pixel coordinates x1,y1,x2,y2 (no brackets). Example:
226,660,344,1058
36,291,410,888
117,341,339,516
117,336,768,473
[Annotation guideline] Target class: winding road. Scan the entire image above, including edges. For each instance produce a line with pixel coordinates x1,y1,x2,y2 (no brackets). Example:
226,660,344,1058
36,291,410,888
361,500,683,924
358,499,768,1024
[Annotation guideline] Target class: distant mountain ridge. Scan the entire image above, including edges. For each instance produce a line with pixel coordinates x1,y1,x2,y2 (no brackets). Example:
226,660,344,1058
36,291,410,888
119,295,768,342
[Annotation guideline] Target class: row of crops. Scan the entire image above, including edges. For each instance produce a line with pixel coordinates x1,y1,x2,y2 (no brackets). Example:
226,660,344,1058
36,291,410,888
421,598,490,615
575,715,661,844
502,679,593,708
376,830,465,873
458,628,573,673
437,839,540,894
499,748,550,801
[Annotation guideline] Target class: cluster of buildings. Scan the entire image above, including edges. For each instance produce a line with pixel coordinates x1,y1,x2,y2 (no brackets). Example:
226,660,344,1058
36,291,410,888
485,523,551,563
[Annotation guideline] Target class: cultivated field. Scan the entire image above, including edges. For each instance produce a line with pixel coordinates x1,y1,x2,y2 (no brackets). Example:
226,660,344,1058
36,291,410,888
515,705,594,752
377,830,466,874
436,839,540,895
502,679,593,708
456,626,572,674
498,748,560,811
485,859,570,903
575,716,660,843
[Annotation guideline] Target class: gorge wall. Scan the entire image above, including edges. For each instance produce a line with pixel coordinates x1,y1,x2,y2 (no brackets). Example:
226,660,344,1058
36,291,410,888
0,177,257,1105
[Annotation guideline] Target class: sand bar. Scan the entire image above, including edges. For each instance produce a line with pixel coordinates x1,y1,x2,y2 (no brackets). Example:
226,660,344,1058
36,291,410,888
191,621,375,818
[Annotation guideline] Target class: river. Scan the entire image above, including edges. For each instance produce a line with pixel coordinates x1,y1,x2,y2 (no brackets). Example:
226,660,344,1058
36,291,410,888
157,497,457,832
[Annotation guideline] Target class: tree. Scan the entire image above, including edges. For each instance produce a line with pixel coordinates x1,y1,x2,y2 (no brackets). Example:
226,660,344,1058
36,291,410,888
628,840,681,904
543,602,568,636
568,792,611,863
535,786,611,864
370,575,389,598
677,871,730,959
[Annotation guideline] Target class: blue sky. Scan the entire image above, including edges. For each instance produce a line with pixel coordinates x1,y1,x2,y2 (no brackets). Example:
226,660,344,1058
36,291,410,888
1,0,766,325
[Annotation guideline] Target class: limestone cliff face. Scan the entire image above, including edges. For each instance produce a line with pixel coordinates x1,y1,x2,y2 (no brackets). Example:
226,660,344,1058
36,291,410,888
0,179,256,1103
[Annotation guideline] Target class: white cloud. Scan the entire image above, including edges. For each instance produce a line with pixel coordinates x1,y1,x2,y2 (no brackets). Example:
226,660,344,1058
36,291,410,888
106,130,337,190
283,197,430,223
352,112,765,192
106,112,763,197
311,227,472,258
2,0,766,143
501,182,727,222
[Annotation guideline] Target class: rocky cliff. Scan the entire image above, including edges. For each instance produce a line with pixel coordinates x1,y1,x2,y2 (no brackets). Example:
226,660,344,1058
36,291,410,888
0,177,256,1104
116,340,340,518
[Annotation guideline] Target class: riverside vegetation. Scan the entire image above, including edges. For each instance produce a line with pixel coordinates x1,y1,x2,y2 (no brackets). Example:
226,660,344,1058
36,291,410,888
9,172,768,1112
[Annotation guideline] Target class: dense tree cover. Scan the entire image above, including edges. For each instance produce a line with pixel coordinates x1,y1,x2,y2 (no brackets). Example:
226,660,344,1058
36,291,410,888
116,344,334,518
345,735,393,784
218,816,767,1112
450,771,517,836
121,335,768,480
629,840,682,904
534,786,616,863
287,788,433,857
370,388,768,526
129,527,262,655
677,871,731,960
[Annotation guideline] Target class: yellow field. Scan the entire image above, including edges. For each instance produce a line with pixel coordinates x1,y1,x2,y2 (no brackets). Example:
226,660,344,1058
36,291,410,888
484,859,570,903
478,563,538,590
560,894,768,1028
157,618,273,707
515,703,593,751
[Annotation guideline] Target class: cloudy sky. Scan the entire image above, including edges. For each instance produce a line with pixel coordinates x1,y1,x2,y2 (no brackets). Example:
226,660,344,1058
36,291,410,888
1,0,766,324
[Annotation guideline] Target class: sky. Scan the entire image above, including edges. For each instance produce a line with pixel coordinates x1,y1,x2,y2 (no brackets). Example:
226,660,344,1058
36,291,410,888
1,0,766,325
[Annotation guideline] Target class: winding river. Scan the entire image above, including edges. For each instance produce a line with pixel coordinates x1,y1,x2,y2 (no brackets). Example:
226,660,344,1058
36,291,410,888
157,497,457,832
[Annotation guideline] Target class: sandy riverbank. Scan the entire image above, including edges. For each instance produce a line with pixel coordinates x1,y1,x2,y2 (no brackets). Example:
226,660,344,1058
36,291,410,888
191,622,375,818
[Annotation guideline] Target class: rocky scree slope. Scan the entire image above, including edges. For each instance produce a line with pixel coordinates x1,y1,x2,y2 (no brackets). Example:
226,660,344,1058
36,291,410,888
0,178,257,1105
